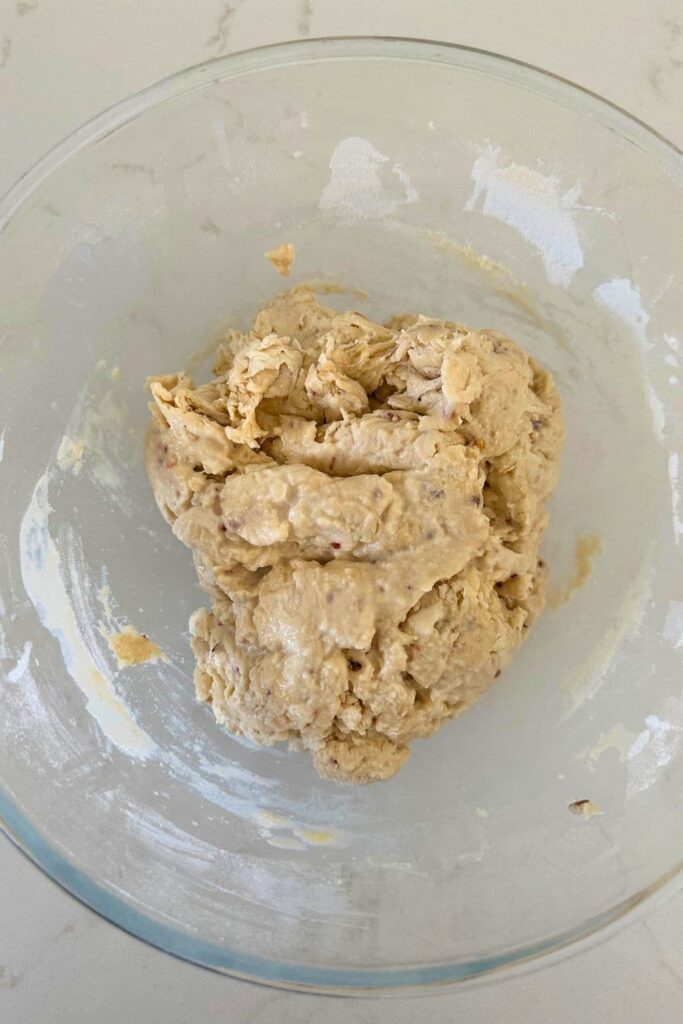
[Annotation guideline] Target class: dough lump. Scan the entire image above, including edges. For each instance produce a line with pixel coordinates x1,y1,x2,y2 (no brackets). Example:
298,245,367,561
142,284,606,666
146,287,563,783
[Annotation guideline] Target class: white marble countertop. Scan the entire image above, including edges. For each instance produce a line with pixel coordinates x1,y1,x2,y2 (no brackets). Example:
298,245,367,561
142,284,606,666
0,1,681,1020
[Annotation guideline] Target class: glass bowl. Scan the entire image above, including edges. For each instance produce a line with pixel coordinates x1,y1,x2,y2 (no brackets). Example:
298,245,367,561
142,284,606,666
0,38,682,993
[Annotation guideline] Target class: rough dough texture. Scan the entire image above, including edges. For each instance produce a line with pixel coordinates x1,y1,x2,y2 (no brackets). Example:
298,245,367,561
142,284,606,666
146,287,563,784
265,243,295,277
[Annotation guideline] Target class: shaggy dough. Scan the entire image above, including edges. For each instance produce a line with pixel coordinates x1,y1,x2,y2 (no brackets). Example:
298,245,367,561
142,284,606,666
146,286,563,783
265,243,295,277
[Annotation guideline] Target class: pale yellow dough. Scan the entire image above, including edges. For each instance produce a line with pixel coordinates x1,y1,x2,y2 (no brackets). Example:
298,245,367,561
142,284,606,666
265,243,295,277
146,287,563,784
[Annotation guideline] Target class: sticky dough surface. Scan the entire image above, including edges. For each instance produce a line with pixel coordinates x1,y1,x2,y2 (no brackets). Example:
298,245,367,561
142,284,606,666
146,287,563,783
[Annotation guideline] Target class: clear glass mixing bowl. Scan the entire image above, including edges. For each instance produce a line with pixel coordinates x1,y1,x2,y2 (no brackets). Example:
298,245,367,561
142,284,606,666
0,38,682,993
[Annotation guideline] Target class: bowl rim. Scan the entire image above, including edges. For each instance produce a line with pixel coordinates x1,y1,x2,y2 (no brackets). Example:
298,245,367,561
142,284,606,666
1,35,682,995
1,34,681,232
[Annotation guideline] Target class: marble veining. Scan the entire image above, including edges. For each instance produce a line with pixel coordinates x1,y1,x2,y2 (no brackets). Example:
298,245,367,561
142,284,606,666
203,0,246,56
647,14,683,95
0,37,11,68
297,0,313,36
15,0,38,16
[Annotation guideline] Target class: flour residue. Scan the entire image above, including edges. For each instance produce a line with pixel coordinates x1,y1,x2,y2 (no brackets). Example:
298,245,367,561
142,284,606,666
58,386,135,507
97,583,116,627
662,602,683,650
319,136,419,219
579,723,639,765
663,334,680,381
253,807,345,849
669,453,683,543
56,435,85,475
594,278,651,340
0,429,5,464
465,146,584,287
549,533,602,610
6,641,32,683
19,471,155,757
595,279,682,545
593,278,672,454
107,627,165,668
626,698,683,798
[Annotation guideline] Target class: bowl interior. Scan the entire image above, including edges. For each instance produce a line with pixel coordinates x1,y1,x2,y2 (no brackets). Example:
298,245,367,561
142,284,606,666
0,40,682,989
